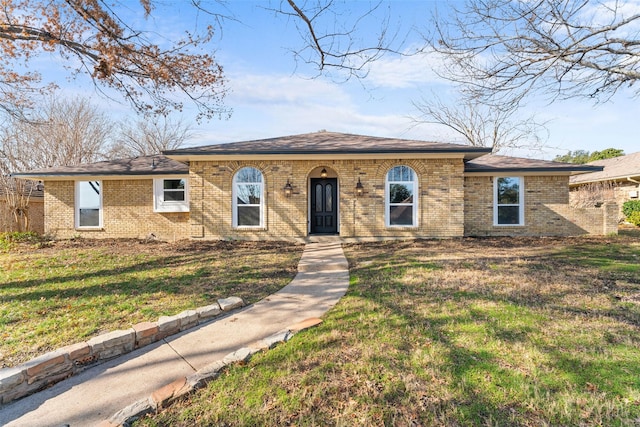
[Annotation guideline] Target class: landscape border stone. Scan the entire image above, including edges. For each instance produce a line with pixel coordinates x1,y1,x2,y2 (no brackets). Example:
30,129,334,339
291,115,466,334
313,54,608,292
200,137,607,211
100,317,323,427
0,296,246,405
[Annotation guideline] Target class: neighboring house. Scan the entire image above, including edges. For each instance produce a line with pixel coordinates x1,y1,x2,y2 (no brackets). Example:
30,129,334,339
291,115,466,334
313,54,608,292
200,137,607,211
12,131,616,241
0,179,45,234
569,152,640,221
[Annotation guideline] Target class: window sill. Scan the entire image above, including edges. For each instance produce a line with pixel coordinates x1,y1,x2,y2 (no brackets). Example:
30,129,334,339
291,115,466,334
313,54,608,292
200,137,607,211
75,227,104,232
154,208,190,213
233,226,267,231
493,224,525,227
386,225,419,230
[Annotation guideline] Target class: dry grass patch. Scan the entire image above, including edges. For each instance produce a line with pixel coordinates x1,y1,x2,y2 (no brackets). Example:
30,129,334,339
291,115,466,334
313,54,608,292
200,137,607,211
0,239,303,367
137,235,640,426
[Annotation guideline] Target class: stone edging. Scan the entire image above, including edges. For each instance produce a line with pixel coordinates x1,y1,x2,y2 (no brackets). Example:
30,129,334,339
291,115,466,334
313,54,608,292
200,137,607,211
0,296,246,405
98,317,323,427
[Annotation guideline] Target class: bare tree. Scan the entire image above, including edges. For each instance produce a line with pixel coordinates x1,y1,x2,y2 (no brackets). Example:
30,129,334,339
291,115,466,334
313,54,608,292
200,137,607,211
113,117,194,157
0,143,35,232
412,94,548,153
0,96,115,232
571,181,618,209
272,0,409,80
1,97,115,171
429,0,640,107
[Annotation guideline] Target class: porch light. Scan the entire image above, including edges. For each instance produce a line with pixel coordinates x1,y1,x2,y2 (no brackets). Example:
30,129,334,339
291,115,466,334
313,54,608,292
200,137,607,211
320,168,328,178
355,178,364,196
283,180,293,197
35,181,44,192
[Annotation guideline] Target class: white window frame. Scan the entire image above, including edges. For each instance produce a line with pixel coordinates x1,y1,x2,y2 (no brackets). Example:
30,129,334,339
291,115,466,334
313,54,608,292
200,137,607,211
385,165,418,228
493,176,525,226
153,178,189,213
232,167,265,228
75,180,103,229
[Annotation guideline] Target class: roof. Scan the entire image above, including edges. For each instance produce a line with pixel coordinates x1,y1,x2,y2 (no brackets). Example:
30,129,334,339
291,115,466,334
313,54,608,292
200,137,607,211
569,152,640,185
464,155,604,175
11,133,601,180
11,155,188,179
163,131,492,160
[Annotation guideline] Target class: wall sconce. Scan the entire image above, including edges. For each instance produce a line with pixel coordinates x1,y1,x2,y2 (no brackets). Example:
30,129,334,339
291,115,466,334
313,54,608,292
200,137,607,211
320,168,328,178
283,180,293,197
35,181,44,192
355,178,364,196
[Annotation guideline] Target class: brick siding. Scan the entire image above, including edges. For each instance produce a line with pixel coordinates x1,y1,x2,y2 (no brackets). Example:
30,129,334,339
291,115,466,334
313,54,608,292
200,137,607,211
44,180,188,241
464,175,617,236
0,198,44,234
189,158,465,240
42,163,615,241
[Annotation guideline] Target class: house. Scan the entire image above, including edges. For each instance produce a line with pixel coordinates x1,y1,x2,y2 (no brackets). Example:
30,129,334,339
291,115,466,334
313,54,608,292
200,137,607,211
0,179,45,234
569,152,640,221
12,131,616,241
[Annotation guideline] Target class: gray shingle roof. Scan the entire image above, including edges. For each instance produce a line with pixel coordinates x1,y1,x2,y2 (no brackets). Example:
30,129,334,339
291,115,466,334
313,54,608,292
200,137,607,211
163,131,492,157
12,133,603,179
570,152,640,184
11,155,188,179
465,155,603,174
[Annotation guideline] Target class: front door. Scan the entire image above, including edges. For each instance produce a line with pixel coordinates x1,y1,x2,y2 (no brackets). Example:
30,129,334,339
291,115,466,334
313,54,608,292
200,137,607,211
310,178,338,234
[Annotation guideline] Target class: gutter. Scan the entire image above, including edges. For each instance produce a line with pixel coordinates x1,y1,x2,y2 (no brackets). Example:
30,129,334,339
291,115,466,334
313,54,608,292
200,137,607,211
627,177,640,185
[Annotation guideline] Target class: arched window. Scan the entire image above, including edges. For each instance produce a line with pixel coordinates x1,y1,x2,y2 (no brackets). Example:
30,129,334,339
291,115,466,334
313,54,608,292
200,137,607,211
386,165,417,227
233,167,264,227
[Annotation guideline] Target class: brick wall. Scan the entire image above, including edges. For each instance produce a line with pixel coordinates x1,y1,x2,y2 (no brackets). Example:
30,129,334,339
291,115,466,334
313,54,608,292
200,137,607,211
45,180,189,241
0,198,44,234
570,180,640,222
464,175,617,236
189,158,466,240
41,165,613,241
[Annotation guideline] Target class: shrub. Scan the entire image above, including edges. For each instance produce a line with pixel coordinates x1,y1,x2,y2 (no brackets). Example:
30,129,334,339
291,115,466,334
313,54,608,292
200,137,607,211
0,231,41,251
622,200,640,219
627,211,640,227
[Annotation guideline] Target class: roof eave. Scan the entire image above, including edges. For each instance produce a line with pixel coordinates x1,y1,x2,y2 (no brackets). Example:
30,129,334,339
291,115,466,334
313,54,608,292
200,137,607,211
570,173,640,186
164,148,492,162
465,166,603,175
11,171,189,180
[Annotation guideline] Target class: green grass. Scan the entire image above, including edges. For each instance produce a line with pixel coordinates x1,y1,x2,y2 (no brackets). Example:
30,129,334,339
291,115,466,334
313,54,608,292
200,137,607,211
136,235,640,426
0,231,42,252
0,239,303,367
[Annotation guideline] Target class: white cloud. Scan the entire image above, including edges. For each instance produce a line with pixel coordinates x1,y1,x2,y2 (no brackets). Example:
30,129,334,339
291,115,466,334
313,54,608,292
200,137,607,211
228,73,353,107
364,51,442,89
188,67,437,146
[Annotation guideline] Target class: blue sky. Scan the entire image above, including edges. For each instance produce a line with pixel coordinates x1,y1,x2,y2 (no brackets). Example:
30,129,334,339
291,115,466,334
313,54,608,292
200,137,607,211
51,1,640,159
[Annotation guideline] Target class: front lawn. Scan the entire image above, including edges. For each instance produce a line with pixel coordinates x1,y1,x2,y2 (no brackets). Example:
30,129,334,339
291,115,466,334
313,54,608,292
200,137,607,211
137,235,640,426
0,239,303,367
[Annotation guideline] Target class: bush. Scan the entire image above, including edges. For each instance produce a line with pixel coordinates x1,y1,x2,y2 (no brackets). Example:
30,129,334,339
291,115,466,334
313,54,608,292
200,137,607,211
622,200,640,218
0,231,41,251
627,211,640,227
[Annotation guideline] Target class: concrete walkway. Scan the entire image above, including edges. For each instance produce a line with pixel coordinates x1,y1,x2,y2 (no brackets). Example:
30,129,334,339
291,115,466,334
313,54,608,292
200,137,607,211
0,242,349,427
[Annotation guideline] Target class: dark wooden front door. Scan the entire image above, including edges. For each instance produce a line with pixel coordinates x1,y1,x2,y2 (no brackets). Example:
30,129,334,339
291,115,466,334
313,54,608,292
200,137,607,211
310,178,338,234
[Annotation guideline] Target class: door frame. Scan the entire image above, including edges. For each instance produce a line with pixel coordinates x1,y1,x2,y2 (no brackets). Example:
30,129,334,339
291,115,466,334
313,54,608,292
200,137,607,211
308,168,340,235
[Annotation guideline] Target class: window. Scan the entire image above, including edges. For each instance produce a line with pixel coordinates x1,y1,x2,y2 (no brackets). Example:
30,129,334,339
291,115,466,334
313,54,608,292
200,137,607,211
233,167,264,227
76,181,102,228
386,165,417,227
494,176,524,225
154,178,189,212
